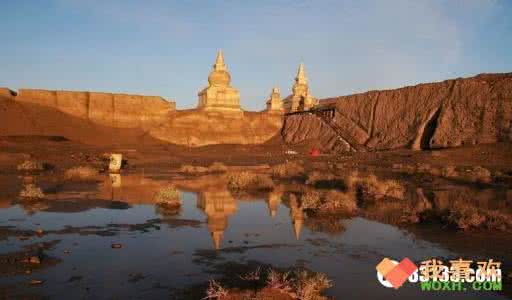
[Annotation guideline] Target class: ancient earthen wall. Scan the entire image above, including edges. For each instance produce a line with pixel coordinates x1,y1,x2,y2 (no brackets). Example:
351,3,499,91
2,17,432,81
283,73,512,151
0,88,281,146
0,88,16,99
13,89,176,129
149,110,283,146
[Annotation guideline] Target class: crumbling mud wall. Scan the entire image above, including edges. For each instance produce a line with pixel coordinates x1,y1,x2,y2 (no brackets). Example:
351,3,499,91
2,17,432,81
0,89,283,146
282,73,512,151
150,110,283,146
14,89,176,130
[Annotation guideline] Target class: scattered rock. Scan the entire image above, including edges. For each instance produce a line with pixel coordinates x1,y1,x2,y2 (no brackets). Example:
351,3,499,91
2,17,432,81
28,256,41,264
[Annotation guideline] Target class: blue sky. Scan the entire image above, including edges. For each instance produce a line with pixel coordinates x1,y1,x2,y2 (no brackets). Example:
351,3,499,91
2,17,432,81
1,0,511,110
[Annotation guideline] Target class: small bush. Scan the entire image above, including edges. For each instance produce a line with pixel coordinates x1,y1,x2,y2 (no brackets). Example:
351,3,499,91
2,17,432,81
154,186,181,208
441,165,458,178
64,166,98,181
271,161,304,179
348,172,405,200
180,163,228,174
227,172,273,191
300,191,322,210
204,279,228,299
208,162,228,173
295,270,332,300
321,190,357,213
301,190,357,215
266,269,293,292
443,201,512,231
468,166,492,184
202,268,332,300
154,186,181,216
179,165,208,173
19,184,45,199
17,160,44,172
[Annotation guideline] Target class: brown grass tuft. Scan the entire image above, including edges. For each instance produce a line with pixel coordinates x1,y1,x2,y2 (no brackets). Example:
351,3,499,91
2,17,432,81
179,162,228,174
271,161,304,179
19,184,45,199
64,166,99,181
347,172,405,200
227,172,274,191
208,162,228,173
154,186,181,206
17,160,44,172
294,270,333,300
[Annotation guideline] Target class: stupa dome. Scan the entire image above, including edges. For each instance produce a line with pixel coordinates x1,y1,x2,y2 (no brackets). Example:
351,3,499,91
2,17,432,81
208,69,231,86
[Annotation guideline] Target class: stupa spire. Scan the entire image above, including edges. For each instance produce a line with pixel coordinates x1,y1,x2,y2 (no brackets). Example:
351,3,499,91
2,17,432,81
213,50,226,71
294,219,303,240
296,63,307,85
212,231,223,250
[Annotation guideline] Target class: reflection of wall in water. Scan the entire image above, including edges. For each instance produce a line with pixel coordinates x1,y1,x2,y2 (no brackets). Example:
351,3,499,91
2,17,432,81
98,174,170,204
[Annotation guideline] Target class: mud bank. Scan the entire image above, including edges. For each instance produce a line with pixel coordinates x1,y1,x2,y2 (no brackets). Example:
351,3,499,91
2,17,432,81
283,73,512,151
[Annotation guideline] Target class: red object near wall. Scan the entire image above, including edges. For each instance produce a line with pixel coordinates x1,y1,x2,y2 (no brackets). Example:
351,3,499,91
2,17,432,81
309,148,320,157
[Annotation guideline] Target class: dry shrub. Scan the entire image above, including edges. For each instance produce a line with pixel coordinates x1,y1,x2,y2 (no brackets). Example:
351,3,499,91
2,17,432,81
17,160,44,172
416,163,443,177
348,172,405,200
203,268,331,300
209,162,228,173
438,165,492,184
204,279,229,299
19,184,45,199
301,190,357,215
300,191,322,210
266,268,332,300
180,162,228,174
295,270,332,300
64,166,98,181
468,166,492,184
441,165,458,178
266,269,293,293
321,190,357,213
154,186,181,209
444,200,512,231
227,172,274,191
179,165,209,173
271,161,304,179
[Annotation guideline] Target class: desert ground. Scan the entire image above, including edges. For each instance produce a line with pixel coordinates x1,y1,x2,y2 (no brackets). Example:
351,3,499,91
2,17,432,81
0,133,511,299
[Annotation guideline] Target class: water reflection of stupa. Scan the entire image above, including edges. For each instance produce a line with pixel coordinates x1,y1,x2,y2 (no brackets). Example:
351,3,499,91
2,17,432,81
266,191,282,218
289,194,304,240
197,190,238,250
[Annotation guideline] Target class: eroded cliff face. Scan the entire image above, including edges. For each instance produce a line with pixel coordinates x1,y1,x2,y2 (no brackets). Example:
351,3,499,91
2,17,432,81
282,73,512,151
